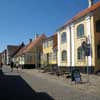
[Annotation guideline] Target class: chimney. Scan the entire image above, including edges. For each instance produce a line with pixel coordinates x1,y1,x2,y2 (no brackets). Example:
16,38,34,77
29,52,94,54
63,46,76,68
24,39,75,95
21,42,25,47
88,0,94,8
34,33,39,40
29,39,32,43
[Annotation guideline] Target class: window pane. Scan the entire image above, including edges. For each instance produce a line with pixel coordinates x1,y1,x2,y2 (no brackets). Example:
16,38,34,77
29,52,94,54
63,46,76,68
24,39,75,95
62,50,67,61
61,32,66,43
77,24,84,38
77,46,85,60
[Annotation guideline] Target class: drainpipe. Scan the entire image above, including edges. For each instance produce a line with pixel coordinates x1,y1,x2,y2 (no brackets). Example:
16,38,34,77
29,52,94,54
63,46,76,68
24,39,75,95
69,26,72,72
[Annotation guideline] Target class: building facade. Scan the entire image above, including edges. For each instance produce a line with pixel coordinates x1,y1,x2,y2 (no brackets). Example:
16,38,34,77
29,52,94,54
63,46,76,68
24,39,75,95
41,34,58,70
14,34,46,68
6,45,20,65
0,53,2,64
57,1,100,73
1,50,7,65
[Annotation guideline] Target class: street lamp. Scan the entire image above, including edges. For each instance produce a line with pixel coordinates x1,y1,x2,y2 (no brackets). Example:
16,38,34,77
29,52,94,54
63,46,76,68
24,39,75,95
82,37,91,82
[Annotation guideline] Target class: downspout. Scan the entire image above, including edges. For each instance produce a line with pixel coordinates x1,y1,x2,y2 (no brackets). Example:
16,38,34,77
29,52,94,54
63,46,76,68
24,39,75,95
69,26,72,72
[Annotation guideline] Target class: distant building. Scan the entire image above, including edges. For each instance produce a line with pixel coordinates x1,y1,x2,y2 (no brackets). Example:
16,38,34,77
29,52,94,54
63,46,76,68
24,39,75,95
12,42,25,64
6,45,20,65
0,53,2,64
14,34,46,68
1,50,7,65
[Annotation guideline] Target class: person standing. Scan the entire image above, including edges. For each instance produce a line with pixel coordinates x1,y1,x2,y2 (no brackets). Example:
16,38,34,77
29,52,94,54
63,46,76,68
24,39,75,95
10,61,14,72
16,62,19,72
0,62,3,70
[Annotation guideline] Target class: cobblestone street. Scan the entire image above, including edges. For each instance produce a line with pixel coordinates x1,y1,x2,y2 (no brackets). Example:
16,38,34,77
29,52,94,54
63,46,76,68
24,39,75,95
23,69,100,96
0,65,100,100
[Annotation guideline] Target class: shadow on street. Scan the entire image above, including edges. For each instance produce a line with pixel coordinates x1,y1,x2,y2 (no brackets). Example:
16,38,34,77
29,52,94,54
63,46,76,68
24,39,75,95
0,69,54,100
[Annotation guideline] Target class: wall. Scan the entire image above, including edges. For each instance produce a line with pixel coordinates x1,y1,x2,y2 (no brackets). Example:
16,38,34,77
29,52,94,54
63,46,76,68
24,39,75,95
43,37,57,65
57,13,95,73
58,29,68,67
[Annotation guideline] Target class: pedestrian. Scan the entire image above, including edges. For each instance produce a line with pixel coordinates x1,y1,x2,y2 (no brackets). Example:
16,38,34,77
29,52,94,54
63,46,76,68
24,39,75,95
16,62,19,72
10,61,14,72
0,62,3,70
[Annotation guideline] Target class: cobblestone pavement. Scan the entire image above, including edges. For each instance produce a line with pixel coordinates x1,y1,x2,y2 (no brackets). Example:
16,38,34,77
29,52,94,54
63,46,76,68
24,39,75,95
24,69,100,96
23,69,100,95
22,69,100,100
1,66,100,100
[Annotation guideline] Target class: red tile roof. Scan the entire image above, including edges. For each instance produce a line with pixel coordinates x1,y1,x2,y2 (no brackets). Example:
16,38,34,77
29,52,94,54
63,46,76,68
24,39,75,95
59,1,100,30
23,34,46,53
14,46,26,57
15,34,46,57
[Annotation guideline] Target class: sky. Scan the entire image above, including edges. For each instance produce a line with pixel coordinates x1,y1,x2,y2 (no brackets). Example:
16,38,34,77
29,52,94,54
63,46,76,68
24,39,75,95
0,0,99,52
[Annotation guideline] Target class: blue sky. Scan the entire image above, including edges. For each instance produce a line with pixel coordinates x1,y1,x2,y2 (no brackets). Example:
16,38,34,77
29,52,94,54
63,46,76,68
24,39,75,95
0,0,99,52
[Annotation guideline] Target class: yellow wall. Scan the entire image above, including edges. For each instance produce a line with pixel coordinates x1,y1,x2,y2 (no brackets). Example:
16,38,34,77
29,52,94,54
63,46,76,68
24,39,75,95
74,17,95,67
59,29,68,66
58,14,95,68
43,41,57,65
74,19,87,66
43,47,53,54
49,60,57,64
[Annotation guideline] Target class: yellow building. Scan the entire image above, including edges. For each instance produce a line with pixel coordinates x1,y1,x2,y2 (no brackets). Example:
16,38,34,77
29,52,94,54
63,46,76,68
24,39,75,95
57,1,100,73
41,34,58,70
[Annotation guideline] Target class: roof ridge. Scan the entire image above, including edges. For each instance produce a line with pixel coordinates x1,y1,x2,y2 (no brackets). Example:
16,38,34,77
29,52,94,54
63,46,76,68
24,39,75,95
23,34,46,53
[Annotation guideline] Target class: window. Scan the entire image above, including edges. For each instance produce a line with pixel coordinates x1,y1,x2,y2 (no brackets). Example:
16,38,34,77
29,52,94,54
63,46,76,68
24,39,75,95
62,50,67,61
96,20,100,32
61,32,66,43
97,45,100,59
77,24,84,38
77,46,85,60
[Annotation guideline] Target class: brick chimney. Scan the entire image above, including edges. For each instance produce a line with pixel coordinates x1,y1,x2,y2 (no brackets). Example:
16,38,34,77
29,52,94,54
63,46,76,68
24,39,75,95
88,0,94,8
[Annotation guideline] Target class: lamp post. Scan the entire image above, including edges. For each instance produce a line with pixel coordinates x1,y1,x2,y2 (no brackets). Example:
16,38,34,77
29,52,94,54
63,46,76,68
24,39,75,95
82,37,91,83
